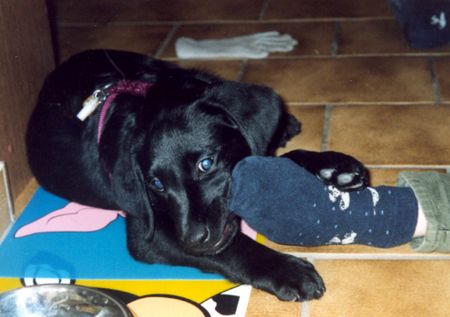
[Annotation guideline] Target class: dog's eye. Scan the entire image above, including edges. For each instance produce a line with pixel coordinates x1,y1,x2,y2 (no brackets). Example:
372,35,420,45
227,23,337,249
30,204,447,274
198,158,214,173
150,177,165,192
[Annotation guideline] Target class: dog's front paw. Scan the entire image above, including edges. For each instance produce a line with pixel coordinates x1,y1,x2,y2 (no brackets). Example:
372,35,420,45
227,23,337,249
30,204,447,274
256,255,325,302
316,151,369,191
282,150,369,191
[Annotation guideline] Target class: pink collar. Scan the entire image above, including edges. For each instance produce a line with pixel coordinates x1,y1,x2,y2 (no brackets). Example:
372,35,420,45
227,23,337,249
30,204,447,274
97,80,153,143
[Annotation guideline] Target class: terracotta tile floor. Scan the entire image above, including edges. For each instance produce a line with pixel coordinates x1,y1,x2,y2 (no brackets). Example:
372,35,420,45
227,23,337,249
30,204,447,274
47,1,450,316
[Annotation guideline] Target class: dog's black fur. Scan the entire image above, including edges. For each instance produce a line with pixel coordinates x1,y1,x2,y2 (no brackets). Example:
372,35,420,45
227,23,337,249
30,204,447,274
27,50,368,301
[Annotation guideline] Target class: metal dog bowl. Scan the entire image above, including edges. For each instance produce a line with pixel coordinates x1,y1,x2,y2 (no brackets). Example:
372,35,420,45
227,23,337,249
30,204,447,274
0,284,132,317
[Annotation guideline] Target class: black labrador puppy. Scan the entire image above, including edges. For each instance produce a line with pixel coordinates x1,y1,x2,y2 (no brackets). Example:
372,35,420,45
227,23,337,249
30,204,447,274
27,50,368,301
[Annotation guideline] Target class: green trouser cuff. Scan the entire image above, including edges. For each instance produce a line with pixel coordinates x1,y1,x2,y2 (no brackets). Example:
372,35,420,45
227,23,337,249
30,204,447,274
397,171,450,253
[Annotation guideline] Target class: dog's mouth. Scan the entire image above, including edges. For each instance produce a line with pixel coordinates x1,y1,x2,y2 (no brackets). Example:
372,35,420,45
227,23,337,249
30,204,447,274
187,214,239,256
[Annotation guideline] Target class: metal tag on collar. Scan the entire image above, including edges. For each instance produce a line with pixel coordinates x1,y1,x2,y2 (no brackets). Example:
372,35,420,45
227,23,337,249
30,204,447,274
76,84,111,121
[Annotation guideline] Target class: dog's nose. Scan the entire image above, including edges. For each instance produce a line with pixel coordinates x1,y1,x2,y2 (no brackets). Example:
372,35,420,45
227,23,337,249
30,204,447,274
185,226,209,247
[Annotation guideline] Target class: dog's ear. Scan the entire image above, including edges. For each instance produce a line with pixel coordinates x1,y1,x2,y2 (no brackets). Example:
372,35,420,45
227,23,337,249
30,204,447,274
105,114,155,240
210,81,295,155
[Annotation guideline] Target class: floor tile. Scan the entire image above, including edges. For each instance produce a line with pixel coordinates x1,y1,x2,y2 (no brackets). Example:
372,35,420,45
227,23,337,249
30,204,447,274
48,0,123,24
265,239,417,255
173,60,243,80
161,22,335,58
113,0,265,22
264,0,392,20
50,0,265,23
434,57,450,103
328,105,450,166
243,58,434,104
369,168,447,186
338,19,408,55
276,106,325,155
370,168,416,186
338,19,450,55
310,260,450,317
14,179,38,218
57,25,171,61
246,289,301,317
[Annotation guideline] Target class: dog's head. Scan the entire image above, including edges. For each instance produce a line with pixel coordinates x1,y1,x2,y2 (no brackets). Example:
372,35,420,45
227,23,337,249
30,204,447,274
103,71,292,255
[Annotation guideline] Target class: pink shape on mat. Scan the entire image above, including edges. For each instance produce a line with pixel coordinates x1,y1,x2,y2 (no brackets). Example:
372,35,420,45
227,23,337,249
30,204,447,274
14,201,259,241
240,220,257,241
15,202,126,238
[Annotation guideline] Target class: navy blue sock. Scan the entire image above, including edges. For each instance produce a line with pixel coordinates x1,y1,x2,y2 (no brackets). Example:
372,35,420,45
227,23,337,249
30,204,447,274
229,156,418,248
389,0,450,48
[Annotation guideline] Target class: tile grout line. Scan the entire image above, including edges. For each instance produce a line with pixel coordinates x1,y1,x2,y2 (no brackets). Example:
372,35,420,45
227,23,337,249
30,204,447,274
321,105,333,152
287,101,436,106
160,54,450,62
367,164,450,169
428,57,442,106
330,21,341,57
57,16,396,27
236,59,249,82
153,23,180,58
288,252,450,261
299,256,317,317
300,297,310,317
258,0,271,21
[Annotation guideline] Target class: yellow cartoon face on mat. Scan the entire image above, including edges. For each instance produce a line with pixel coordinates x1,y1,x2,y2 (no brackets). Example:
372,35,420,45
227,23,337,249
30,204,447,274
128,296,207,317
127,286,251,317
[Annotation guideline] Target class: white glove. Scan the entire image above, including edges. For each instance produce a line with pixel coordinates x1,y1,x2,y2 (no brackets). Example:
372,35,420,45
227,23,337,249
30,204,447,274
175,31,298,59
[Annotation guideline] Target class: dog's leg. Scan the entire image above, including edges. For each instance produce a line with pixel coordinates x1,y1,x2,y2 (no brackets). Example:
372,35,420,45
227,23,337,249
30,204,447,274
126,216,325,302
282,150,370,191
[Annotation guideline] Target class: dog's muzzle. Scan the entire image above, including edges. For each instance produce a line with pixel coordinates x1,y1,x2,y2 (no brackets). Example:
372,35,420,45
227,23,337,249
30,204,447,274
182,214,239,256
